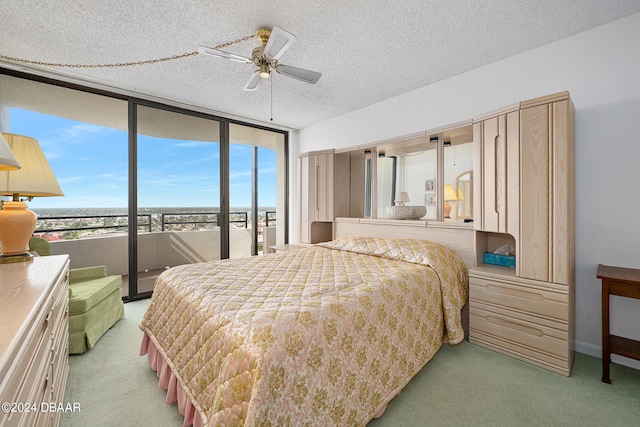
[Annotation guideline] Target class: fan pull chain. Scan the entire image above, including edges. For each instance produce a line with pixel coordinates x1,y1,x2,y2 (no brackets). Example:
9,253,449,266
270,78,273,122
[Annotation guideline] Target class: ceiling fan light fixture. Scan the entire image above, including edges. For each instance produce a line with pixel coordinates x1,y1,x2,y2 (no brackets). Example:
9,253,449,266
259,62,271,79
200,26,321,91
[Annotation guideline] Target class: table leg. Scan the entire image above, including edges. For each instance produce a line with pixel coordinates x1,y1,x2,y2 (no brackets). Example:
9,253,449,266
602,279,611,384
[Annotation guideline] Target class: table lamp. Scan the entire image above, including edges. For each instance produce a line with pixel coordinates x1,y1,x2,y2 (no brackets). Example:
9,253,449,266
0,133,63,262
443,184,458,218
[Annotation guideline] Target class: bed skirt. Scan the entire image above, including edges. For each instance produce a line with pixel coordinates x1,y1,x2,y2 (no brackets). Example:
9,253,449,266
140,333,205,427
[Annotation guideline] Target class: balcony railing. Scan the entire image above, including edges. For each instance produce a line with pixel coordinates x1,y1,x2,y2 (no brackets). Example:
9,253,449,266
34,214,152,234
265,211,276,227
33,211,279,298
34,211,276,238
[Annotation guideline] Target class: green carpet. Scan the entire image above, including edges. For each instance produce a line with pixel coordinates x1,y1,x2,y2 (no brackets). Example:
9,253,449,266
62,299,640,426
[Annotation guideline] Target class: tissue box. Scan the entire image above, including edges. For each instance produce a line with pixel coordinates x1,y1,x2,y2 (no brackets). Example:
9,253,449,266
484,252,516,268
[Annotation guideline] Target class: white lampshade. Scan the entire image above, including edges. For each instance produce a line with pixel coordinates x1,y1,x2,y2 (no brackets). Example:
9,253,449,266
0,133,21,171
0,133,63,198
0,133,63,259
394,191,410,204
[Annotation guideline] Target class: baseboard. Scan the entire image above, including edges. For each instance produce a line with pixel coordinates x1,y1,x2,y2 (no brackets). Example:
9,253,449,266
575,340,640,370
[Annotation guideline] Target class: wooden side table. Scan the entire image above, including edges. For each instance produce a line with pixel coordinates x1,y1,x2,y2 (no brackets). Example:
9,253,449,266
597,264,640,383
270,244,302,253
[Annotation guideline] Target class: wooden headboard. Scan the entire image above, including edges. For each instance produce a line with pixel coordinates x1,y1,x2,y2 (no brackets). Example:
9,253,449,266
333,218,475,268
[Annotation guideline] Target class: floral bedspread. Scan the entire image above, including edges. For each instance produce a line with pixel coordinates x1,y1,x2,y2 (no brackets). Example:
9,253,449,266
140,237,468,426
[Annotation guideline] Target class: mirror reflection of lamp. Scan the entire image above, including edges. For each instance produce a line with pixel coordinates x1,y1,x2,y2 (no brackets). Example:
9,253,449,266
443,184,458,218
394,154,410,206
394,191,410,206
0,133,64,262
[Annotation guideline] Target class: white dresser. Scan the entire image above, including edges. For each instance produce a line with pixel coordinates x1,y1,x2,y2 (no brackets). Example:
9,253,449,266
0,255,70,427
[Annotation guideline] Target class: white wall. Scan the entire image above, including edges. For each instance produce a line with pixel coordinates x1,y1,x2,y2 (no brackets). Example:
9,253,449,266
294,13,640,369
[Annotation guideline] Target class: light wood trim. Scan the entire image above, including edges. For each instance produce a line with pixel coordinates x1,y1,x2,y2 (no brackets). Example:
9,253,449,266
473,122,483,231
299,155,311,242
357,218,427,227
506,110,520,242
298,148,334,157
427,220,473,230
519,91,570,109
426,120,473,135
472,102,520,122
358,131,427,151
496,114,507,232
480,116,501,232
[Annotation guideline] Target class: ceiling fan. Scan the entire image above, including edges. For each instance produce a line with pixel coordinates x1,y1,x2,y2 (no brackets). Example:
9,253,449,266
198,27,322,91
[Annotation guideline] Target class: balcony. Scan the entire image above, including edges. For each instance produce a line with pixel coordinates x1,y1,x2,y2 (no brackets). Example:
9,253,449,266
34,211,278,298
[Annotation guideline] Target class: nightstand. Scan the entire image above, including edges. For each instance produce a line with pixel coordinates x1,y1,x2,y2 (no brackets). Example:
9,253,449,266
597,264,640,384
270,244,302,253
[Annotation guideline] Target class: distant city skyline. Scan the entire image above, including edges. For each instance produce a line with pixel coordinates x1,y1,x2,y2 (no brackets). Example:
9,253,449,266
6,108,277,209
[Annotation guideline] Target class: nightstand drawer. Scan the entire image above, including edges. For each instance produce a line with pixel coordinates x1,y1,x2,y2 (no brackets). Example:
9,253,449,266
470,304,568,360
470,276,568,322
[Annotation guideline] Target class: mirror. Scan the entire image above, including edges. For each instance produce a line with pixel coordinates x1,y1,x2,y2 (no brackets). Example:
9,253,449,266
444,140,473,220
376,141,437,220
456,171,473,218
338,123,474,222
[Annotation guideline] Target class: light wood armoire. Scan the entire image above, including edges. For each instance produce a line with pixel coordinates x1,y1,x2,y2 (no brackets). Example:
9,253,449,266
469,91,575,376
299,150,334,244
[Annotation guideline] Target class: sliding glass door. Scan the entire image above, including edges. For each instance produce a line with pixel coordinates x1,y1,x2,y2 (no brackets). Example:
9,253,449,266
132,104,221,298
2,69,289,302
228,123,287,257
0,74,130,295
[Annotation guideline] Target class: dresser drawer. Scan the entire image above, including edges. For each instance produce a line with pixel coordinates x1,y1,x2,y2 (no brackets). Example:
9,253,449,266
470,275,569,323
470,303,570,369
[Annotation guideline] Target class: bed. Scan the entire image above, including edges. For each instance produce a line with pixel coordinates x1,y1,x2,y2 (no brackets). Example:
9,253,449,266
139,236,468,426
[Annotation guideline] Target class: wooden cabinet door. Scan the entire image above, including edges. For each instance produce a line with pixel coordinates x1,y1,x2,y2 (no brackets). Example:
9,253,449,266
315,153,334,221
473,112,519,235
299,152,334,243
551,100,574,285
299,155,312,242
520,103,550,282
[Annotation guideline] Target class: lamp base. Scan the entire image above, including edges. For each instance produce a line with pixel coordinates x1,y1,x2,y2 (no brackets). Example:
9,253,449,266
0,253,34,264
444,201,452,218
0,200,37,256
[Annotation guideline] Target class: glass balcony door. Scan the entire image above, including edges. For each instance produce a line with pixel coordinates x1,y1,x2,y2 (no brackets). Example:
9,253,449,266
131,104,221,298
228,123,287,258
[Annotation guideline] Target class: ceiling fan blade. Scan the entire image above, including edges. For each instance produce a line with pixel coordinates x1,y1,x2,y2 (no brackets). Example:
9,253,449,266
243,70,262,91
198,45,253,64
263,27,296,61
275,64,322,84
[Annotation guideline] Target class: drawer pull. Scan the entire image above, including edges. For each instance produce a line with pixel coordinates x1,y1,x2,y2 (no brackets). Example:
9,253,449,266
486,284,544,301
486,315,544,337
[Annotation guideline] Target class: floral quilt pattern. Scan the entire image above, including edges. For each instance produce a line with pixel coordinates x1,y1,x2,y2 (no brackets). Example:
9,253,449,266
140,237,468,426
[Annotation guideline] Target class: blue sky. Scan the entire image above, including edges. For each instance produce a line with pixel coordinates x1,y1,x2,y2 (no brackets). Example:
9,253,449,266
7,108,277,209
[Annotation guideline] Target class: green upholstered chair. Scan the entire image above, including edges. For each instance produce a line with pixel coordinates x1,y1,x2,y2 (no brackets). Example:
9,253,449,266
28,236,52,256
67,265,124,354
29,237,125,354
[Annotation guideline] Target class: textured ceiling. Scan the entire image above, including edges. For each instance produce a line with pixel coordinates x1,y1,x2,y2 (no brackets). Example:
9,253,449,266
1,1,640,130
